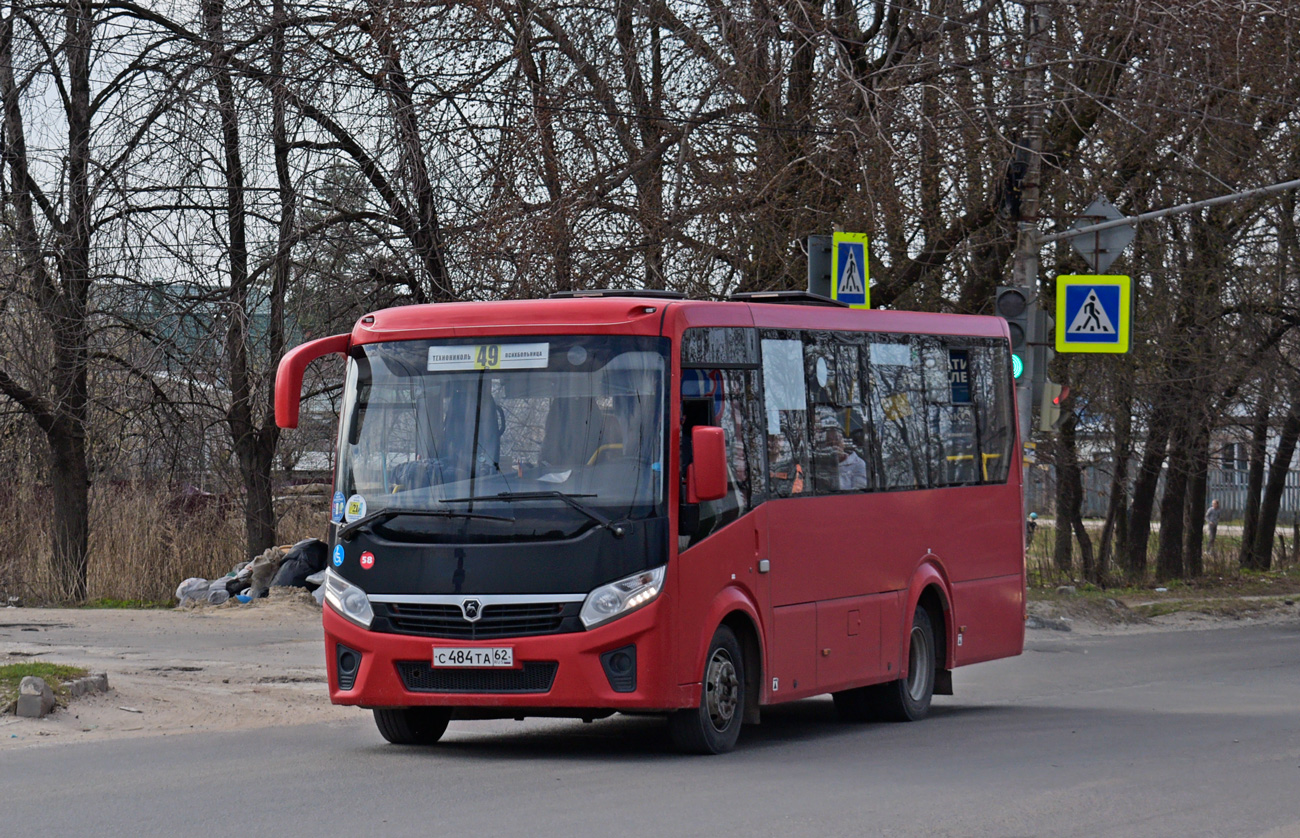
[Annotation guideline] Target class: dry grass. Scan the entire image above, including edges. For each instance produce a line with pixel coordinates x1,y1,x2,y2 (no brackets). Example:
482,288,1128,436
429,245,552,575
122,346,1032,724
0,483,330,606
1026,522,1300,591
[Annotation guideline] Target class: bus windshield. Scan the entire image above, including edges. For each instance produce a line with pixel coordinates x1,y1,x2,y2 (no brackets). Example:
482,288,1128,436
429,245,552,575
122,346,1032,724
335,335,668,538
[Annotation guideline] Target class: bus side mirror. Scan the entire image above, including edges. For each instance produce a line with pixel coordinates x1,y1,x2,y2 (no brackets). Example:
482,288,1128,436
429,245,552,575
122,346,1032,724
688,426,728,502
275,334,351,429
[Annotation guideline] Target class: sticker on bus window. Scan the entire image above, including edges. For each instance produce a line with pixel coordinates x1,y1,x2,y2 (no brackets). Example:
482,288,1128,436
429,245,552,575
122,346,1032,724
427,343,550,372
331,491,346,523
870,342,911,366
344,494,367,522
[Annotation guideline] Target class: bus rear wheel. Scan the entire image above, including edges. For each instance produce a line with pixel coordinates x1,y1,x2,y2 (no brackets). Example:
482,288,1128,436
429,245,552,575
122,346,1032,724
373,707,452,745
876,607,936,722
669,625,745,754
834,607,937,723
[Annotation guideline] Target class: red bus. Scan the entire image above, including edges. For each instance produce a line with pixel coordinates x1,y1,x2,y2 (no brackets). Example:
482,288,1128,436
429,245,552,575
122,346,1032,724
276,290,1025,754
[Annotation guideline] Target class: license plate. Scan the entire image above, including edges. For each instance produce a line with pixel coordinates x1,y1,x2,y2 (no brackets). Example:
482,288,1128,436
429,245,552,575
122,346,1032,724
432,647,514,668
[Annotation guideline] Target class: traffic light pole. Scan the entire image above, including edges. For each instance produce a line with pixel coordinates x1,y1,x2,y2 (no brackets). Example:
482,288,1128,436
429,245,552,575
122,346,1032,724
1012,1,1051,448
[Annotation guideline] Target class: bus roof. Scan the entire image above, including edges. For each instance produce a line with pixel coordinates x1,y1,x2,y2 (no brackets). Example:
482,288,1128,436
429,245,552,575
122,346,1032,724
349,295,1010,346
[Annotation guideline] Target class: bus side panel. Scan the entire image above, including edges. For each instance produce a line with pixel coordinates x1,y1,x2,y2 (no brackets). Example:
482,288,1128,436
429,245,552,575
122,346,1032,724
936,485,1025,585
766,496,878,605
951,574,1025,665
880,590,905,677
673,511,767,688
764,487,1019,603
768,602,817,700
815,593,886,692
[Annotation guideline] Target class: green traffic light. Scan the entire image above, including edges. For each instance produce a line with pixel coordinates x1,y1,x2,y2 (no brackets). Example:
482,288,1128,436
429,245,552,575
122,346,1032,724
1012,353,1024,379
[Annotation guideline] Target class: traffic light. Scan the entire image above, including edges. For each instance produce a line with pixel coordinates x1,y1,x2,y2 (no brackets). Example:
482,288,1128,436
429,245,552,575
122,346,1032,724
1031,307,1055,407
995,286,1031,380
1039,383,1068,432
806,235,832,297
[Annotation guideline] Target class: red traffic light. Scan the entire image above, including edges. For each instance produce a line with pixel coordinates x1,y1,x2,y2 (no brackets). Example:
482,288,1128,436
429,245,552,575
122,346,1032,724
1053,385,1070,406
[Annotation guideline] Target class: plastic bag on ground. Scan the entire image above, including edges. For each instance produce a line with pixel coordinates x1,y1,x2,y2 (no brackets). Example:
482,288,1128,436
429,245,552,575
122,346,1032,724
271,539,329,589
205,578,232,605
271,558,316,589
176,577,209,605
287,539,328,573
246,546,288,599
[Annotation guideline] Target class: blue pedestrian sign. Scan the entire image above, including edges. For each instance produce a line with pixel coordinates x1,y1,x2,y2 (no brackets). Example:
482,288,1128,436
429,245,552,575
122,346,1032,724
1056,275,1130,354
831,232,869,309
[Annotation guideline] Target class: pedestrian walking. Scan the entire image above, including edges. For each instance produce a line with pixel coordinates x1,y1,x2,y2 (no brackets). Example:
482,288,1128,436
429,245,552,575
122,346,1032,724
1206,499,1221,548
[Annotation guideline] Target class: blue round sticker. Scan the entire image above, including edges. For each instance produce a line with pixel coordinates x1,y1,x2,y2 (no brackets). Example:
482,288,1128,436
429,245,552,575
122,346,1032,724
331,491,345,523
332,544,345,567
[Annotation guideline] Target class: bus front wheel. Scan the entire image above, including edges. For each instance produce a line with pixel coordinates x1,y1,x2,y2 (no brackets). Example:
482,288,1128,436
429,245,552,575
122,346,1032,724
373,706,452,745
669,625,745,754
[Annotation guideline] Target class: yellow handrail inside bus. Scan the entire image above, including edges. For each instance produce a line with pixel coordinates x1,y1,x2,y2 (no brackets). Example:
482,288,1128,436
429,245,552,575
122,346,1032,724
587,443,624,465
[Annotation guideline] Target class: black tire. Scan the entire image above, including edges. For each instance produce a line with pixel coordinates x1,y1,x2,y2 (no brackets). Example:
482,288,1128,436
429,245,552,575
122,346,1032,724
875,607,937,722
669,625,745,754
373,707,452,745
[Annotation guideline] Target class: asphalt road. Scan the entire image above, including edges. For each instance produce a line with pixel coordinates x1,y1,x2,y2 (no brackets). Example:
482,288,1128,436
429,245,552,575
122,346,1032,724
6,621,1300,838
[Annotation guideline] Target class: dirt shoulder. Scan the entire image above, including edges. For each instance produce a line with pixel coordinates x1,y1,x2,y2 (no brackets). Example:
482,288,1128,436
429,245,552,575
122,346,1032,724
1027,583,1300,635
0,589,353,751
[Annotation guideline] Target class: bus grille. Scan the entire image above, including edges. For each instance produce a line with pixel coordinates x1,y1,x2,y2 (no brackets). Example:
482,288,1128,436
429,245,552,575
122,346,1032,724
378,602,578,640
397,661,558,694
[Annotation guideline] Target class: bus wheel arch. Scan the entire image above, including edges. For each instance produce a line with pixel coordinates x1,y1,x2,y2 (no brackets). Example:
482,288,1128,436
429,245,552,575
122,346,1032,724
916,584,953,696
720,610,762,725
670,623,747,753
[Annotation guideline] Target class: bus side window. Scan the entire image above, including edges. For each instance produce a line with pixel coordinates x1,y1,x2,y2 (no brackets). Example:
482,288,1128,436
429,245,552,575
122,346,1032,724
922,340,980,487
804,333,869,494
971,341,1013,483
761,335,810,498
867,337,928,490
680,368,763,545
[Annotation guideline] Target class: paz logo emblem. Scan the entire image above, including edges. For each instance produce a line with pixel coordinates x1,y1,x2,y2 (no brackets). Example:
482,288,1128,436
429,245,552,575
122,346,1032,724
461,599,483,622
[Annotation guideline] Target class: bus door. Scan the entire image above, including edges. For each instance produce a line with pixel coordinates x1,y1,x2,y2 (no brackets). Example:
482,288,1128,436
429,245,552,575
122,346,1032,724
676,366,769,688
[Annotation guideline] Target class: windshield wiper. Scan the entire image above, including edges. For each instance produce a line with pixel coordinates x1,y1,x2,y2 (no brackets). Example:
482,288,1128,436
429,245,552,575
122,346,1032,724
338,508,513,541
441,491,627,539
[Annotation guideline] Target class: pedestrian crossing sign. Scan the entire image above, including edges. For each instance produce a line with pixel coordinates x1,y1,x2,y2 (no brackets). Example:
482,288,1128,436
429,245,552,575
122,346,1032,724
1055,275,1130,353
831,232,869,308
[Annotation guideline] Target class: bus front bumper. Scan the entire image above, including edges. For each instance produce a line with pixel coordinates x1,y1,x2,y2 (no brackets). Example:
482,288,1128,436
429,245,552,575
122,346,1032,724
322,599,686,712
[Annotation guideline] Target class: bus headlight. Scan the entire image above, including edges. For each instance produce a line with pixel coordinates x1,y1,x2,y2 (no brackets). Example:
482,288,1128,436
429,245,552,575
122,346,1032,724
580,566,665,630
324,569,374,628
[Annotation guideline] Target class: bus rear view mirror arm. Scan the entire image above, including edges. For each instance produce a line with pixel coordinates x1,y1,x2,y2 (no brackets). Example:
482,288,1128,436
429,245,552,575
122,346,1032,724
275,333,351,429
688,426,728,503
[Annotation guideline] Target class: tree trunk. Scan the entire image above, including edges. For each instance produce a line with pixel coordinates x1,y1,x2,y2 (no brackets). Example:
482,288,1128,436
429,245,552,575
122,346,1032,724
1183,422,1211,577
1053,443,1073,574
0,1,96,601
1125,404,1172,579
1250,401,1300,571
204,0,277,557
1239,386,1272,568
512,2,571,292
1155,413,1191,580
48,428,90,601
1098,380,1133,576
1058,410,1096,581
368,7,452,302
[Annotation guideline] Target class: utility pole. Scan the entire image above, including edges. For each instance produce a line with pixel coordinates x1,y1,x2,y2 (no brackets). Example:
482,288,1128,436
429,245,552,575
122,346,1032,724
1012,2,1052,448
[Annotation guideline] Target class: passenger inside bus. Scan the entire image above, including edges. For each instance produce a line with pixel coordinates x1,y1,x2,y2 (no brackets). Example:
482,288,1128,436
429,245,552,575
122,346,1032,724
538,397,624,473
768,433,804,495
